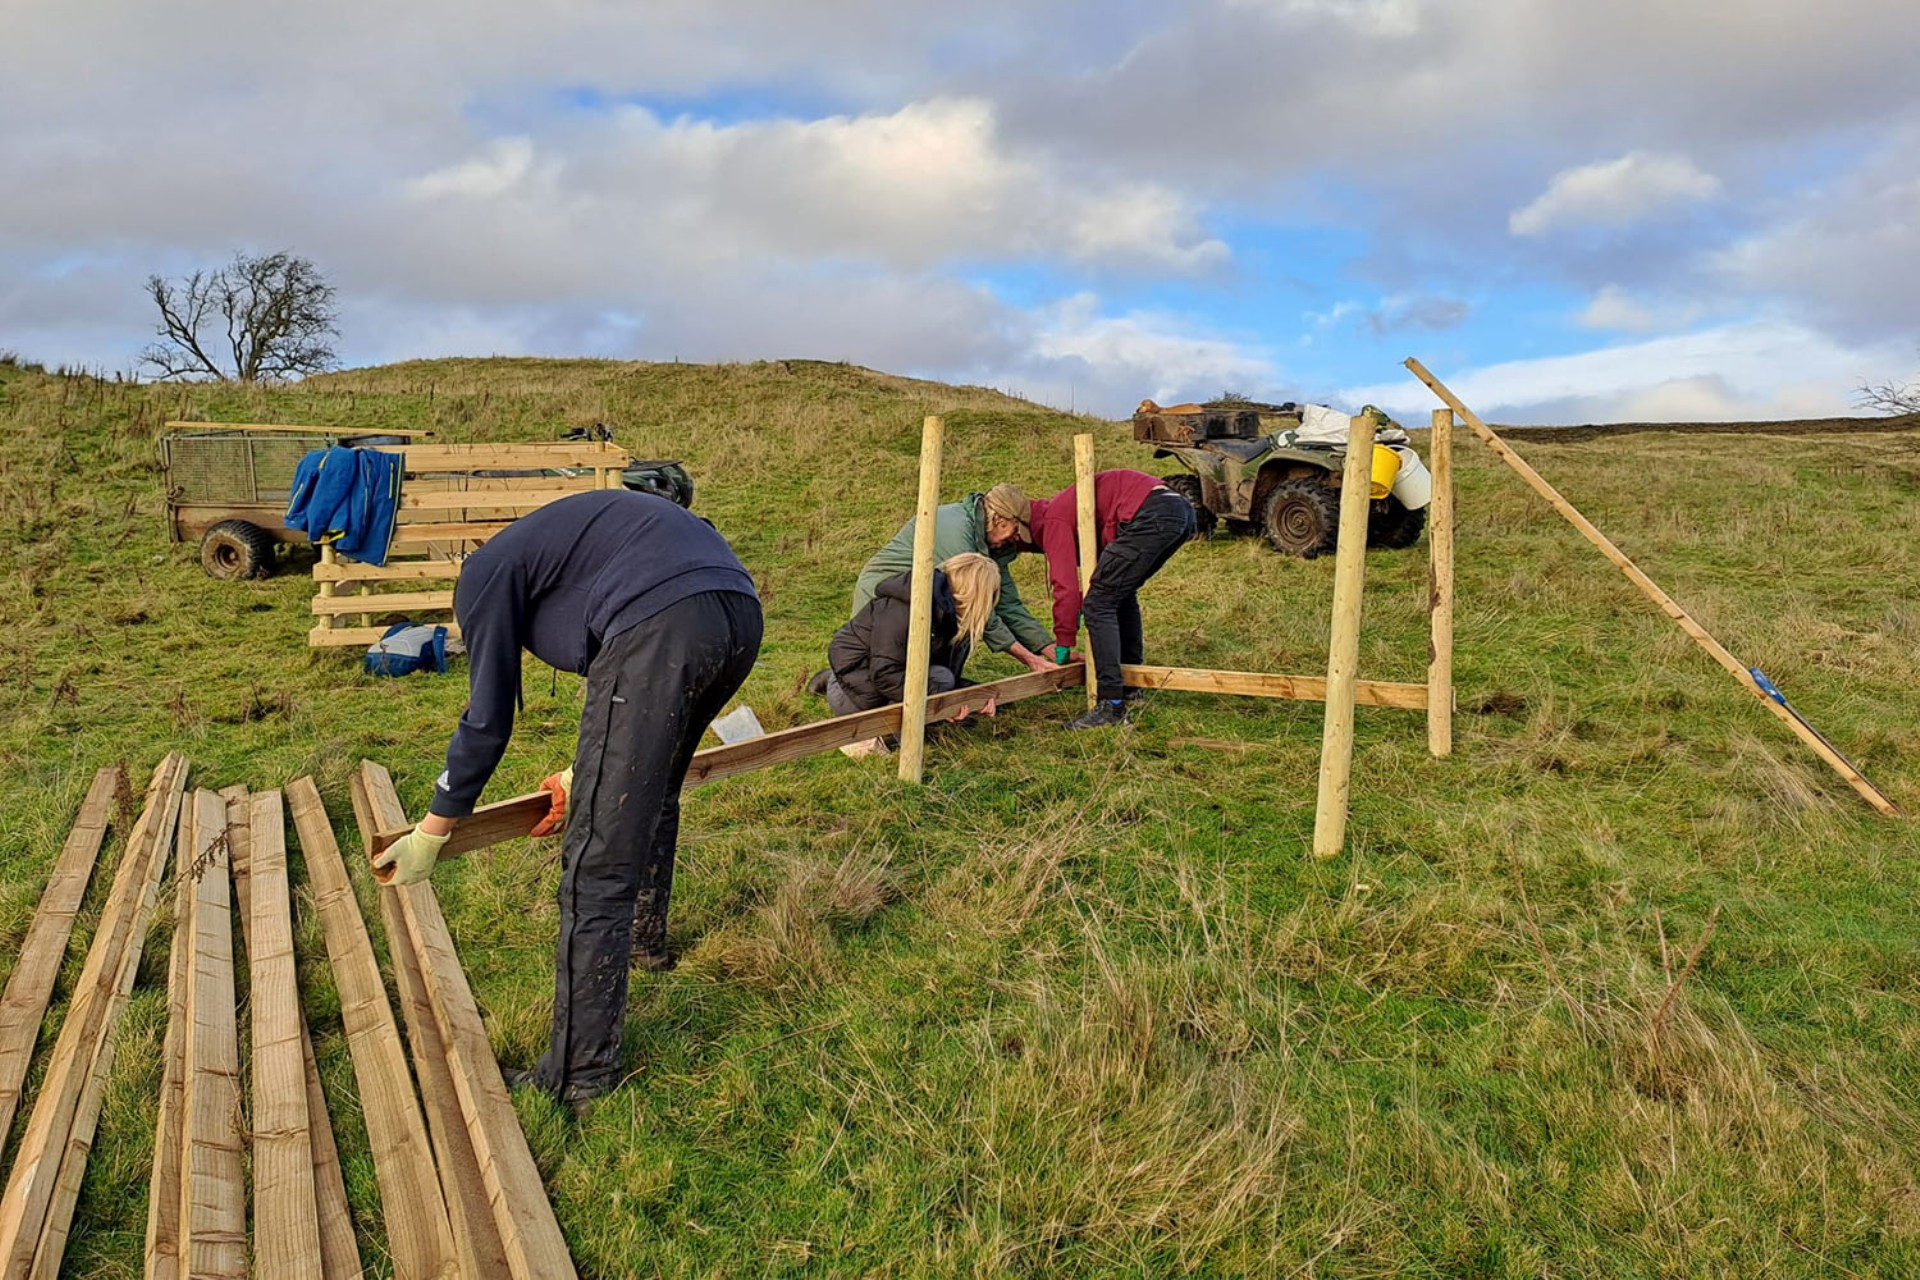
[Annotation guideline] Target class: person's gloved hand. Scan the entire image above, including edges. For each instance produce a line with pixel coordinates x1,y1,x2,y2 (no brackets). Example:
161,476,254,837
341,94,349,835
372,824,449,886
528,766,574,837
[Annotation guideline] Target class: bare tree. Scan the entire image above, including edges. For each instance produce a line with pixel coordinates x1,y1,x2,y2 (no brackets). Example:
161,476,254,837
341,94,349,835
142,250,339,382
1855,349,1920,415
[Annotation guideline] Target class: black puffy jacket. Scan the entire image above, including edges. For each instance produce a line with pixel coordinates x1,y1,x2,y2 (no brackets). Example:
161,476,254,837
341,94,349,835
828,569,970,709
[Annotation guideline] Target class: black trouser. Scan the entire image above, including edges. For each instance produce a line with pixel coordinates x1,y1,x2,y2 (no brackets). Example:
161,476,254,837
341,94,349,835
1084,489,1193,702
537,590,762,1094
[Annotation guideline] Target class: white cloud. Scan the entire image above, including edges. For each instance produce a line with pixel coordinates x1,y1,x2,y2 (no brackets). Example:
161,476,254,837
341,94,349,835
1023,293,1281,408
1343,320,1909,424
1577,285,1664,332
1509,151,1721,237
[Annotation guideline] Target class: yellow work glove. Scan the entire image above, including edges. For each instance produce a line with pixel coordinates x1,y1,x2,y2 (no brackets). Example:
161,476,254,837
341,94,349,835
529,767,574,837
372,823,449,886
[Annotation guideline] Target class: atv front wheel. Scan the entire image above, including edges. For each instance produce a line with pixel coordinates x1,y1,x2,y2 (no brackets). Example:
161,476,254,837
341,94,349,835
1262,478,1340,557
1161,474,1217,539
1367,498,1427,550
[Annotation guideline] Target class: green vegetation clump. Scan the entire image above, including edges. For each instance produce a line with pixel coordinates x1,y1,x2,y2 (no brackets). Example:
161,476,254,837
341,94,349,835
1,358,1916,1277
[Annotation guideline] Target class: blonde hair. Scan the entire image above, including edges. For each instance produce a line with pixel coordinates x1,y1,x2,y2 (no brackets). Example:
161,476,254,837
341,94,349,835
941,552,1001,645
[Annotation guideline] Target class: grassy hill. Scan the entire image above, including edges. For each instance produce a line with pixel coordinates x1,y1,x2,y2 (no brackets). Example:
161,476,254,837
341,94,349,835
1,355,1917,1277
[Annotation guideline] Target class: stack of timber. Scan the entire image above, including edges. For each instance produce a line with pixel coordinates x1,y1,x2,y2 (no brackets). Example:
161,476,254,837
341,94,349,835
0,754,188,1279
0,759,579,1276
310,440,631,647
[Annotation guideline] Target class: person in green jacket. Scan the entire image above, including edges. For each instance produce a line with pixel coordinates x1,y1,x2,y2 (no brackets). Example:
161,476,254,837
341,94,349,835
846,485,1059,675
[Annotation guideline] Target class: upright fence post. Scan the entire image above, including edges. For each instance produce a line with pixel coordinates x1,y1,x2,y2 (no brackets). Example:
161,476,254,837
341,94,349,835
898,415,945,784
1428,407,1455,757
1073,434,1098,708
1313,409,1377,858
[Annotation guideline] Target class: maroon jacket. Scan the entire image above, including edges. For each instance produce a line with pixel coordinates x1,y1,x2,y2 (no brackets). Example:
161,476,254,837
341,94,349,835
1028,469,1164,647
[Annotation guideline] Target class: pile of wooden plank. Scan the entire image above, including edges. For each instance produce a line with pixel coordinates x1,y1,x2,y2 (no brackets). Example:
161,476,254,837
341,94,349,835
0,759,579,1279
310,441,632,648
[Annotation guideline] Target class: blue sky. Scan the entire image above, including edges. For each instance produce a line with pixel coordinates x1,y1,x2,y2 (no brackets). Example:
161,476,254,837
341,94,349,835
2,0,1915,422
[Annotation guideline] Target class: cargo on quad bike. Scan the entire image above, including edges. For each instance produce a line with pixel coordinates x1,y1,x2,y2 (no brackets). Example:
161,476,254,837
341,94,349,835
1133,399,1433,557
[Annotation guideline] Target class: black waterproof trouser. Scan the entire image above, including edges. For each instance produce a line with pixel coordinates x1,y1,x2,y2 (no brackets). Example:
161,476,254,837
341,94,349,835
536,589,762,1095
1083,489,1194,702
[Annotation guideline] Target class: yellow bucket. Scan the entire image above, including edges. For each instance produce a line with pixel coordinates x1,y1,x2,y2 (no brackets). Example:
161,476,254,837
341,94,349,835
1369,444,1402,499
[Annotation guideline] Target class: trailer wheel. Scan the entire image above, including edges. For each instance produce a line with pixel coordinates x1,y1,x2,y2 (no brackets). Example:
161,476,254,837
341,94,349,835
200,520,275,580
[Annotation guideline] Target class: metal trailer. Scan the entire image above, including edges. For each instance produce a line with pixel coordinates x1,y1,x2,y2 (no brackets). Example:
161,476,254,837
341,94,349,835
161,423,426,579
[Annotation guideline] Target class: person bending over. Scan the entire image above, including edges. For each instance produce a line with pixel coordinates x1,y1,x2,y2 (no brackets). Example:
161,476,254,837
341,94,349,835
374,489,762,1110
1019,470,1195,730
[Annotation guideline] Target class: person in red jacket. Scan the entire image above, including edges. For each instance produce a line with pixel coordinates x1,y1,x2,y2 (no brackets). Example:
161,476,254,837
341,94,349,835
1017,469,1195,728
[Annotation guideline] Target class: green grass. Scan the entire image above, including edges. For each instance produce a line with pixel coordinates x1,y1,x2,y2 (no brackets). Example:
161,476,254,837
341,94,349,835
2,354,1918,1277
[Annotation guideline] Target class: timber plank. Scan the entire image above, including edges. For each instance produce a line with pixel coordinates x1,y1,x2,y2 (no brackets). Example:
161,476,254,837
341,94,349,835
401,485,596,513
248,791,323,1280
309,623,463,649
30,766,183,1280
360,764,577,1279
0,752,187,1279
311,591,454,617
367,666,1084,860
0,767,121,1148
348,772,511,1280
310,561,466,584
180,790,245,1280
144,803,198,1280
1120,665,1429,709
286,777,457,1280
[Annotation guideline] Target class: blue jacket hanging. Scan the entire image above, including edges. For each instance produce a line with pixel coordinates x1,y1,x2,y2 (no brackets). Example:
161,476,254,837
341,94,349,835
285,446,403,566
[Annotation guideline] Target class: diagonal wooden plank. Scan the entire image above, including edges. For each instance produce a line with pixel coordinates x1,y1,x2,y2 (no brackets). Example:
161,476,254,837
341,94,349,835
180,790,245,1280
248,790,323,1280
0,766,123,1150
360,764,578,1279
286,777,457,1280
366,665,1086,861
0,752,187,1280
30,765,183,1280
348,771,512,1280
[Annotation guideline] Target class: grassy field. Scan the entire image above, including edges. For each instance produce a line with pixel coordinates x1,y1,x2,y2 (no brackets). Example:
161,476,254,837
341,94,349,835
1,354,1917,1278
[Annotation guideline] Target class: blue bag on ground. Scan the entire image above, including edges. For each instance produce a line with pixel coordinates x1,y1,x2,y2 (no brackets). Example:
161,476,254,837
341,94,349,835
285,446,403,566
365,623,449,677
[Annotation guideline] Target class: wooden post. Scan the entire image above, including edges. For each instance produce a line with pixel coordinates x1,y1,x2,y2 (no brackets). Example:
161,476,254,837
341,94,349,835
1427,408,1455,757
317,545,338,639
1074,434,1098,708
1312,410,1377,858
1404,356,1900,817
898,415,944,784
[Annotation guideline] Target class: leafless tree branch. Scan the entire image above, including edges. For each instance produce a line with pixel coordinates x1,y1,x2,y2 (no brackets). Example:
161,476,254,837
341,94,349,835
1855,349,1920,415
140,250,339,382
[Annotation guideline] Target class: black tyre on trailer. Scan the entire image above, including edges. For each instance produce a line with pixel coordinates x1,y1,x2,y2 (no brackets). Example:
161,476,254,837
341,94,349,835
199,519,276,580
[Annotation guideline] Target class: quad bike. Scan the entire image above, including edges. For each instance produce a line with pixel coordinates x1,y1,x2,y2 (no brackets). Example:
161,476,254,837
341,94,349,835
1133,399,1432,557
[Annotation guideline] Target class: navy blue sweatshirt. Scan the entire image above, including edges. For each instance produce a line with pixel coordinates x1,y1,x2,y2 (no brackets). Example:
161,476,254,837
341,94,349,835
429,490,757,818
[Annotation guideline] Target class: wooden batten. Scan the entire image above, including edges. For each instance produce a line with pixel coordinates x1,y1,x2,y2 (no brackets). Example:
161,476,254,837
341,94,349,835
0,753,187,1280
0,767,122,1149
348,770,511,1280
286,777,458,1279
248,790,324,1280
144,799,198,1280
1120,665,1427,709
366,666,1086,861
358,764,578,1279
179,790,245,1280
30,766,184,1280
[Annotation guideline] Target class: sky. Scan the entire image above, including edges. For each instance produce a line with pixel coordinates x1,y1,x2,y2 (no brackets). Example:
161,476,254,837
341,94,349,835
2,0,1916,423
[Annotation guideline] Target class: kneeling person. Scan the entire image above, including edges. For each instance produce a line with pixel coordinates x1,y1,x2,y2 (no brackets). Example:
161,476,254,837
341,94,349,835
825,552,1002,752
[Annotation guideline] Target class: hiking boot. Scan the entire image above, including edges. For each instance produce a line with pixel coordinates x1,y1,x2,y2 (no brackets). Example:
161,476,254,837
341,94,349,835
501,1068,611,1118
1065,699,1128,730
805,668,831,696
633,947,677,972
